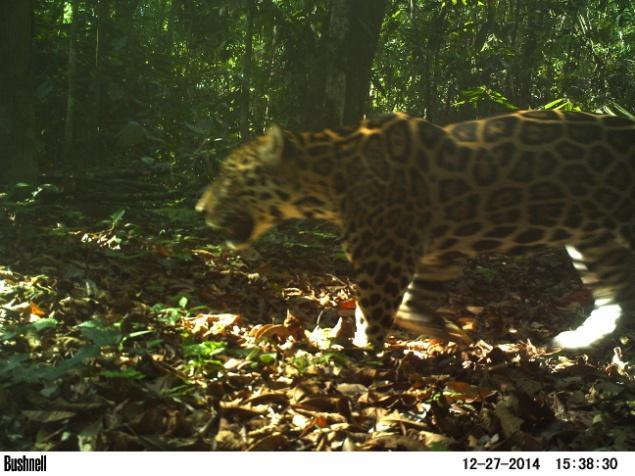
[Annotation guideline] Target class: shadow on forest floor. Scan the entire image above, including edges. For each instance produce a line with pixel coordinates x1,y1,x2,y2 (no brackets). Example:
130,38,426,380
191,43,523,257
1,192,634,450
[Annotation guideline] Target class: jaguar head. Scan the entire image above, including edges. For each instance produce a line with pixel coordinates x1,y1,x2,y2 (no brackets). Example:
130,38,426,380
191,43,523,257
196,125,294,248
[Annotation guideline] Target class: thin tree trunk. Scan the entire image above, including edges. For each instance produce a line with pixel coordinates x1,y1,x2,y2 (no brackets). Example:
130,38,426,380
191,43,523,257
303,14,330,129
166,0,179,58
324,0,349,126
240,0,255,140
502,0,518,97
424,2,447,121
516,3,539,108
256,0,276,131
64,0,80,168
475,0,497,116
343,0,387,124
0,0,37,184
92,0,107,164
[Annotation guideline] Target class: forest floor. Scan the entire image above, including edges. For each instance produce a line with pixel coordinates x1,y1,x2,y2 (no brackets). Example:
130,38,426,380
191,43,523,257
1,189,635,451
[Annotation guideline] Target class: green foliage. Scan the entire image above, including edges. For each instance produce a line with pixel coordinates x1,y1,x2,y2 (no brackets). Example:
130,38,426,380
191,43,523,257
107,209,127,228
540,98,584,111
0,341,100,384
78,320,122,347
100,368,146,380
0,312,157,384
290,351,351,374
373,0,634,121
152,303,186,327
183,340,226,375
184,340,226,358
600,102,635,120
452,86,519,111
29,0,635,174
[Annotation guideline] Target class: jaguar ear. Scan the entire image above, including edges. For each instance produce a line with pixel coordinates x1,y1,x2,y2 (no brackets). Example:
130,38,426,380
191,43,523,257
260,124,285,166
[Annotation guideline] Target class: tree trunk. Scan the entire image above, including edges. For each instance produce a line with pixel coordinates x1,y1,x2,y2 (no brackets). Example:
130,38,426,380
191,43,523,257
343,0,387,124
239,0,256,140
424,2,447,121
63,0,80,169
307,0,386,129
412,0,447,120
255,0,276,131
324,0,349,126
513,2,539,108
475,0,498,117
165,0,178,55
302,10,330,130
92,0,108,165
0,0,38,185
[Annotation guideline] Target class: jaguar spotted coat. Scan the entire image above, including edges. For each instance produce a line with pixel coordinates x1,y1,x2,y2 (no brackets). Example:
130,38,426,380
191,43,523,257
196,111,635,349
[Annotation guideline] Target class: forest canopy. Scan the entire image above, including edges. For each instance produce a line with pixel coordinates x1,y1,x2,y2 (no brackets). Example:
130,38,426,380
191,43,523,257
1,0,634,184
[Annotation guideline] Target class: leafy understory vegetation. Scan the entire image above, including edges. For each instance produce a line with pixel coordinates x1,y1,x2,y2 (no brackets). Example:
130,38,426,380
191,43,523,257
1,193,634,451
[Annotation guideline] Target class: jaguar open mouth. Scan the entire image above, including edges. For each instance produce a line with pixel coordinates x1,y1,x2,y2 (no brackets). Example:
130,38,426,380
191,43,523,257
221,212,254,246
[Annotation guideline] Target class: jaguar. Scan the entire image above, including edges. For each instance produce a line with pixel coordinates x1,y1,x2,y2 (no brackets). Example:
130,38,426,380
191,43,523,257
196,110,635,350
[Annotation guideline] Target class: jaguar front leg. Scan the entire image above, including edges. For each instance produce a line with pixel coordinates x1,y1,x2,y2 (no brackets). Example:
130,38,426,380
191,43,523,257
345,233,419,350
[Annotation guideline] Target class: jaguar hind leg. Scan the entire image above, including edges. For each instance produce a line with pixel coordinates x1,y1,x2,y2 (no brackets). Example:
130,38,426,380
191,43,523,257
554,237,635,348
394,255,472,344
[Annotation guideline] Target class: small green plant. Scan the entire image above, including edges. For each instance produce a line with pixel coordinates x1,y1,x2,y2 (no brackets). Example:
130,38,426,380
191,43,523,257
540,98,583,111
453,86,519,111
